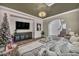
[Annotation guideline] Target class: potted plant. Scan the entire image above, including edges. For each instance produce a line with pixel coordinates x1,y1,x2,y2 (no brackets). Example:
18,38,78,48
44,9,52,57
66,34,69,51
41,31,45,38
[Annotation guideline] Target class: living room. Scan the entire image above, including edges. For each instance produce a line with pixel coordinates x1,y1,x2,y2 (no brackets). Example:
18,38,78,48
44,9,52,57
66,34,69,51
0,3,79,56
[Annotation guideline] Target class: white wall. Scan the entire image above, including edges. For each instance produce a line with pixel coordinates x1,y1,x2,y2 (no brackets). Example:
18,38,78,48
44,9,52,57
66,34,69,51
33,19,43,38
43,8,79,36
9,16,33,34
0,9,33,35
0,6,43,38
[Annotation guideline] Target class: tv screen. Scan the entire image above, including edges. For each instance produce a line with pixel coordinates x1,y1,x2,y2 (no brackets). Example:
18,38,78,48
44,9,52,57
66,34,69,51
16,21,30,29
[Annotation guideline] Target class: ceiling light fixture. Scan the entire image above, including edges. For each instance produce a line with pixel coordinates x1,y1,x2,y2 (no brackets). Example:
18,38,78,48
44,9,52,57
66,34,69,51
38,11,47,18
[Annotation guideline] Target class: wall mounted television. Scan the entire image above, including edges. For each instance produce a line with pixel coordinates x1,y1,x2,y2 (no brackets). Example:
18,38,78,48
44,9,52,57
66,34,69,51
16,21,30,29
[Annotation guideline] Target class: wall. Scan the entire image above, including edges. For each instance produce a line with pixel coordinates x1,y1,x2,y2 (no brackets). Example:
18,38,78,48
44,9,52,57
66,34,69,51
0,6,43,38
43,8,79,36
9,16,33,34
33,19,43,38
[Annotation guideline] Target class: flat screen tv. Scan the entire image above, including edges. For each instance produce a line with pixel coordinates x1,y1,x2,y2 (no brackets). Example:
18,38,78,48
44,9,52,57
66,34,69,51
16,21,30,29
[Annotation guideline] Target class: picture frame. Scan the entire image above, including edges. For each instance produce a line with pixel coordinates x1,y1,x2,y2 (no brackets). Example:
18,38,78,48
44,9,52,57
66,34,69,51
37,23,41,31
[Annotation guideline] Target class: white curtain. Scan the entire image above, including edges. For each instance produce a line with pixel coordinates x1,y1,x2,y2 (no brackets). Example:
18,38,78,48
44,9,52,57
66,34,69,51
48,19,62,36
48,19,67,36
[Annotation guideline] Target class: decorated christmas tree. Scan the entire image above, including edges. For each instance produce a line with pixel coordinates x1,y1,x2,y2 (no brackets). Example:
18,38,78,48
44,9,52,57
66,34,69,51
0,13,11,47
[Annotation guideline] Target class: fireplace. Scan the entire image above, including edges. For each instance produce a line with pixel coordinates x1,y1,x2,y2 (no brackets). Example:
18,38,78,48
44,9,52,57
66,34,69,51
14,32,32,42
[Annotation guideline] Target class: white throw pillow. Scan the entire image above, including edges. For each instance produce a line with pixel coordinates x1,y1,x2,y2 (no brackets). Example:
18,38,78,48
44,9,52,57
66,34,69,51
69,32,74,36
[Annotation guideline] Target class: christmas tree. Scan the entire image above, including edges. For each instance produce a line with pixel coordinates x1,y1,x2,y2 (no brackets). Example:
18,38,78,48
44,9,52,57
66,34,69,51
0,13,11,47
